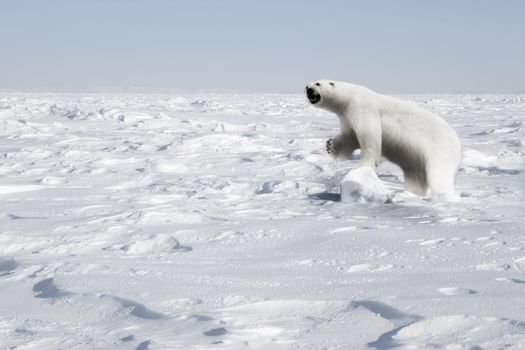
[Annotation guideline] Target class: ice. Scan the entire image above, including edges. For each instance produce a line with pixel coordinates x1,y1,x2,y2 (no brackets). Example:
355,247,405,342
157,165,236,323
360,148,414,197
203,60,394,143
340,166,391,203
0,92,524,349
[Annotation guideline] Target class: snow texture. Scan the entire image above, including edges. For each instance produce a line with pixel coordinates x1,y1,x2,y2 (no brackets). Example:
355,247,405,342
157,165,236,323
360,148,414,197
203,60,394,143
340,166,390,203
0,92,524,349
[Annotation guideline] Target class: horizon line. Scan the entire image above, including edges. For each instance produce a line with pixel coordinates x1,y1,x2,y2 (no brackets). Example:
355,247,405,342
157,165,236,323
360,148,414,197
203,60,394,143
1,87,524,95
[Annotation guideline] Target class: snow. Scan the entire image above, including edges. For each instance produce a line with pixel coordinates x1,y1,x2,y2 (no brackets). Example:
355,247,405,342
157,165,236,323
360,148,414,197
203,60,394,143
340,166,391,203
0,92,524,349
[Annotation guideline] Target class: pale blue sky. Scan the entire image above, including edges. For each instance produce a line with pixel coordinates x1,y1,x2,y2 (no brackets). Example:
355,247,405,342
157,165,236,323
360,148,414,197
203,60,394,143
1,0,524,93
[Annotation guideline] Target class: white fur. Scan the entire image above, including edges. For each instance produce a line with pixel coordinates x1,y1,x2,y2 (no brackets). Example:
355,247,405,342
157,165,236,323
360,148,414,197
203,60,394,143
306,80,461,198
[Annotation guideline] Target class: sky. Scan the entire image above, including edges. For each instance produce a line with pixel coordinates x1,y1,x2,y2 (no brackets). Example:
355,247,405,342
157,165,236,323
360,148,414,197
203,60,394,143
1,0,524,93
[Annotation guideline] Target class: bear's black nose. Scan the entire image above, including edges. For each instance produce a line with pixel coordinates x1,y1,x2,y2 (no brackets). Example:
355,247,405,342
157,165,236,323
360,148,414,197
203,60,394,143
306,87,315,96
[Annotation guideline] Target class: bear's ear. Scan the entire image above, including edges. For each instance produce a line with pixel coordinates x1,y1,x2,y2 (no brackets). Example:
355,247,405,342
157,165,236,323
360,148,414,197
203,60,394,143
329,82,335,87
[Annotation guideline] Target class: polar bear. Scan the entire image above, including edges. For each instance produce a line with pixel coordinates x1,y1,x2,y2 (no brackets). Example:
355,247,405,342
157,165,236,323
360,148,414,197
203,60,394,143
305,80,461,198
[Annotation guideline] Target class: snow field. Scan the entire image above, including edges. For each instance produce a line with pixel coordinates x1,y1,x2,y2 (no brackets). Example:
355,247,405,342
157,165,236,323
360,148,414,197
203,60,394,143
0,93,524,349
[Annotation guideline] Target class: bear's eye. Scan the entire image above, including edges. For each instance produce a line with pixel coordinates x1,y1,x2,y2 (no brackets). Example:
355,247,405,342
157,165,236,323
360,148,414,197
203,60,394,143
315,82,321,87
329,82,335,86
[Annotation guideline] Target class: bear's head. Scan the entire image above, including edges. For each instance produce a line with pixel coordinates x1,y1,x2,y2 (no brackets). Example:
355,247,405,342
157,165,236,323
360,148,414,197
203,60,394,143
305,80,346,113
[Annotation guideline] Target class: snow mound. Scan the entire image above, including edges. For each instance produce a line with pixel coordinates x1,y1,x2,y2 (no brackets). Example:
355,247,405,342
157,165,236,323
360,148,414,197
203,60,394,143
340,166,391,203
438,287,477,296
393,315,525,349
347,263,394,273
120,234,192,255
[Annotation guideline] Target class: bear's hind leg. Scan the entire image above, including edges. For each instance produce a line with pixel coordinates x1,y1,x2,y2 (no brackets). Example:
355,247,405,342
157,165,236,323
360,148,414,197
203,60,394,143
404,173,429,196
426,159,457,200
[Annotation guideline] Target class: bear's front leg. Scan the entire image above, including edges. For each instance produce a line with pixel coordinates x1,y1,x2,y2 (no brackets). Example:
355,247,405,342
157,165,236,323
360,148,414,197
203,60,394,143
326,138,338,156
326,132,359,160
354,116,382,168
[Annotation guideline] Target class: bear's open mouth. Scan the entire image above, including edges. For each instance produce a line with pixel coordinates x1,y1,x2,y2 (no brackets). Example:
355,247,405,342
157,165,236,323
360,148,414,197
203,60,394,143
307,92,321,104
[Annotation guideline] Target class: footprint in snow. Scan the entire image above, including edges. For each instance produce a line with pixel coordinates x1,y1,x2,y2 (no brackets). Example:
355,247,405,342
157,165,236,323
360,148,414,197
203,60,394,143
203,327,228,336
419,238,447,246
495,277,525,284
100,294,165,320
135,340,151,350
0,257,19,277
31,277,164,321
32,277,71,299
350,300,423,349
